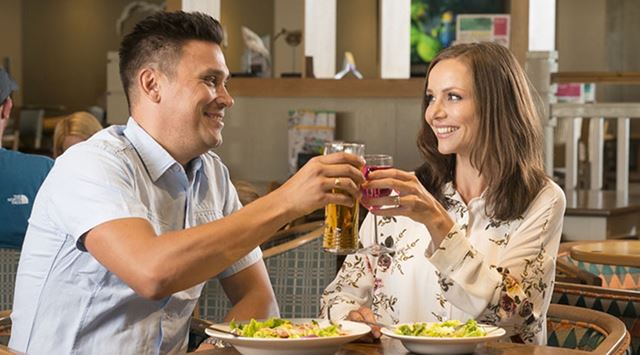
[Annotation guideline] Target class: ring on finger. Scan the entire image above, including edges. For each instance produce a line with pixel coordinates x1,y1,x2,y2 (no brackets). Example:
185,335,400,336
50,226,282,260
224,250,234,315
335,178,341,187
394,195,401,206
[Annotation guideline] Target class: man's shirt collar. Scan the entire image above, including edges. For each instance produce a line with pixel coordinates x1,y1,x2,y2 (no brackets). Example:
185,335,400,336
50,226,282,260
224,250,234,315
123,117,179,182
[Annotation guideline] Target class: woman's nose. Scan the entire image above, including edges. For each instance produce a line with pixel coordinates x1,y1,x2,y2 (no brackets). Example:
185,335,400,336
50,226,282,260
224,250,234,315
426,99,444,123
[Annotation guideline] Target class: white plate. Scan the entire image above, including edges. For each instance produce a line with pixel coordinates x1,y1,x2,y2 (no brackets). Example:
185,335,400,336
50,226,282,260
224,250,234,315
205,318,371,355
381,323,506,354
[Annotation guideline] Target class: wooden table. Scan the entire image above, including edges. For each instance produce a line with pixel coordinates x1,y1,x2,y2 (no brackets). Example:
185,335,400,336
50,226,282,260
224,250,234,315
197,337,588,355
570,240,640,267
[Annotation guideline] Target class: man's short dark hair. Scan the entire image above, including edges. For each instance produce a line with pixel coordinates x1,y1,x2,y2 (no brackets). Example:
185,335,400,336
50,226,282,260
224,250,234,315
119,11,224,107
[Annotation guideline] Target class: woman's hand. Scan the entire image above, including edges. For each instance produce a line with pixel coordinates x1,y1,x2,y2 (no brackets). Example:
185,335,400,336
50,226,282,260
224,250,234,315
347,306,381,341
361,168,454,246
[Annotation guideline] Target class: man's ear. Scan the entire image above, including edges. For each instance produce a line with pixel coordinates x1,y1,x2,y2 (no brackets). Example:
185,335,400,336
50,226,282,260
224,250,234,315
1,97,13,119
138,68,162,103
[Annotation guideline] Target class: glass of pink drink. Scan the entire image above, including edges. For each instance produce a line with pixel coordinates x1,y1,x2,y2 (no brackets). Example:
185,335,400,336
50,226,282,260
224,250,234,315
362,154,395,256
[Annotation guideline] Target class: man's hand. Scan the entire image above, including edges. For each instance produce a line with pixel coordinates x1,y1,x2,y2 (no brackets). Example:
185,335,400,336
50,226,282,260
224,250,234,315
274,152,365,219
347,306,381,341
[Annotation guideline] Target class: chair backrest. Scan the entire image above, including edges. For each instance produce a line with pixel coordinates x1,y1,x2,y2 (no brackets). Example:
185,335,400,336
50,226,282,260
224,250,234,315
18,109,44,150
198,277,231,322
197,221,334,321
546,303,630,354
0,116,19,151
552,281,640,354
262,221,334,319
0,250,20,311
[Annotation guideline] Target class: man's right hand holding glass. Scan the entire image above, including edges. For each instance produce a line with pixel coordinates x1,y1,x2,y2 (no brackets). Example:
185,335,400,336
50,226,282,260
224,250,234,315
272,152,366,221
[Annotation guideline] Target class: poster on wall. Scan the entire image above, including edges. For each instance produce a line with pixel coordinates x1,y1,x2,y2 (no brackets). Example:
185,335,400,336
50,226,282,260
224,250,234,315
287,110,336,175
410,0,505,76
456,14,510,47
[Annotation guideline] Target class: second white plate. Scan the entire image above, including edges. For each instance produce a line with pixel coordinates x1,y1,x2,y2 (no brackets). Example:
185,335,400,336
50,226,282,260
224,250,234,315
381,323,506,354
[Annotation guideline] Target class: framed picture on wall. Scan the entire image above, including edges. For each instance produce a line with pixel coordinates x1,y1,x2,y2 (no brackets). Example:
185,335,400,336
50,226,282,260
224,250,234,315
410,0,506,77
456,14,510,47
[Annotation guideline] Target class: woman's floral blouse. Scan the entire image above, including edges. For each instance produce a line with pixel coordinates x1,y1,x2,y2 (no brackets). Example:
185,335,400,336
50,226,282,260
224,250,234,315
320,180,565,345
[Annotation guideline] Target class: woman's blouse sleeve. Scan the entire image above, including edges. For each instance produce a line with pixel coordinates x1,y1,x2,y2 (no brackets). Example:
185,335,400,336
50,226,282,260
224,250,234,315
426,182,566,343
319,214,377,320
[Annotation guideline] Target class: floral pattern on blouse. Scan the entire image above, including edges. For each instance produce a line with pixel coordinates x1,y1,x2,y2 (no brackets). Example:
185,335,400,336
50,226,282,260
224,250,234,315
320,180,566,345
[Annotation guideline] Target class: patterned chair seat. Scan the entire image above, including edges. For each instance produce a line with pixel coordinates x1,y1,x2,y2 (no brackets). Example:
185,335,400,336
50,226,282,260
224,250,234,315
552,281,640,354
546,304,629,354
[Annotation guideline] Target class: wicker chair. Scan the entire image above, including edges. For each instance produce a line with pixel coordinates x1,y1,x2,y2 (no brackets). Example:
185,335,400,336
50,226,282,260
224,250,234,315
0,250,20,312
198,221,335,321
553,242,640,354
552,282,640,354
546,303,630,354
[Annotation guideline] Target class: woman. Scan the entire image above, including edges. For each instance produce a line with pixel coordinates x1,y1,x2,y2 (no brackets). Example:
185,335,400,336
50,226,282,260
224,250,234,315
52,111,103,158
320,42,565,345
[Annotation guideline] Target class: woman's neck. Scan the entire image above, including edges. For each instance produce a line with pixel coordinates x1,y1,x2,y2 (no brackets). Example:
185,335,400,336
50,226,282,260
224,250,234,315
454,155,487,204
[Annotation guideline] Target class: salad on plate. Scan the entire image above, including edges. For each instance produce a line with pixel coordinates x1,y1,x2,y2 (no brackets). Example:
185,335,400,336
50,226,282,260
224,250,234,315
229,318,346,338
395,319,487,338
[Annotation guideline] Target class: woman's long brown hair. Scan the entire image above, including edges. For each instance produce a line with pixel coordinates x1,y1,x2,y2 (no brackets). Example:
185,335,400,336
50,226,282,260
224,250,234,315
416,42,547,221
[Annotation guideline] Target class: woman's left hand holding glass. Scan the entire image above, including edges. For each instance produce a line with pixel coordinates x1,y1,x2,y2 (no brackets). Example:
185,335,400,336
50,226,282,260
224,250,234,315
360,168,454,247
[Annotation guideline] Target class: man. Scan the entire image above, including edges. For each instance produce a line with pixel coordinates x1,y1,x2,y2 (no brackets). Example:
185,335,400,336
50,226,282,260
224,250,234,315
0,68,53,249
10,12,364,354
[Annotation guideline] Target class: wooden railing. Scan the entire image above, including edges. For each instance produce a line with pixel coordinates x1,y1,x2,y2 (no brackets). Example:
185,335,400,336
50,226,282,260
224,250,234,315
552,103,640,195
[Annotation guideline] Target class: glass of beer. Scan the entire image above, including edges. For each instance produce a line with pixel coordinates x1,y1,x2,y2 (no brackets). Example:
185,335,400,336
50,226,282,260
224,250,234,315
323,141,365,254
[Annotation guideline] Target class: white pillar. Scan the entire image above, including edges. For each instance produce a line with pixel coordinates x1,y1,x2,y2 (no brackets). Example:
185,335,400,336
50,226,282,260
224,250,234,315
304,0,336,78
526,51,558,177
379,0,410,78
528,0,556,51
182,0,220,19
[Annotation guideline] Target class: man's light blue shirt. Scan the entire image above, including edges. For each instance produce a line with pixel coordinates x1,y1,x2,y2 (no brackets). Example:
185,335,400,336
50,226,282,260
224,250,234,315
10,118,261,354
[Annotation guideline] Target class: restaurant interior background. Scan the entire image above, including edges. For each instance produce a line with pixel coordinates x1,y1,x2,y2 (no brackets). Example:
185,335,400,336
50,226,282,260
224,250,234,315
1,0,639,186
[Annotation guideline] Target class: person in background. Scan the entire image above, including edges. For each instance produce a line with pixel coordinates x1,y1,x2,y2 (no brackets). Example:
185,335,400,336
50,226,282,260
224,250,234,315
52,111,103,158
321,42,565,345
0,68,53,249
10,11,364,354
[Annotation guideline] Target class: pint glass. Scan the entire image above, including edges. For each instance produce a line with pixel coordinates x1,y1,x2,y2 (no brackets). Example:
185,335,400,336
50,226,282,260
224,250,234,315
322,142,365,254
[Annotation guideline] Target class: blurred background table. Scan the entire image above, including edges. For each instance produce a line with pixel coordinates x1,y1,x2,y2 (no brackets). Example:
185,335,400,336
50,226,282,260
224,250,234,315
570,240,640,267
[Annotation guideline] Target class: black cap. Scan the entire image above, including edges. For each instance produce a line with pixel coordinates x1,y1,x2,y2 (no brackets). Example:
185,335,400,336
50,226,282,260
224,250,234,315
0,68,18,104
